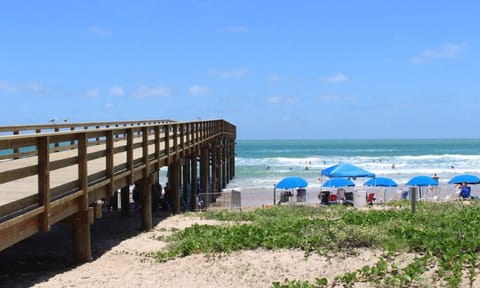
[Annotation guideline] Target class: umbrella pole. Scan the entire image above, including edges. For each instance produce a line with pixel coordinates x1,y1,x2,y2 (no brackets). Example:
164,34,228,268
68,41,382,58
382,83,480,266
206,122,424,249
273,184,276,206
383,188,386,206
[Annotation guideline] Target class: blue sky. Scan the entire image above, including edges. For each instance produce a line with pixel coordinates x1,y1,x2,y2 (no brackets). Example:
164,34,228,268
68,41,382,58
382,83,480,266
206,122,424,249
1,1,479,139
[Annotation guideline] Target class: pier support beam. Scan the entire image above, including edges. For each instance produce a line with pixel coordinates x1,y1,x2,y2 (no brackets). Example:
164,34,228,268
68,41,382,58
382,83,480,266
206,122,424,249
73,133,91,263
169,160,181,214
212,145,218,193
72,210,91,263
182,158,190,210
191,156,198,210
140,175,153,230
120,186,130,216
200,148,209,196
231,140,235,178
112,190,119,212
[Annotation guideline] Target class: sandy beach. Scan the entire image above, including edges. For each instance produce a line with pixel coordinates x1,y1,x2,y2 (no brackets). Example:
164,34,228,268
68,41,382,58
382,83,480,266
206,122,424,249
2,199,480,288
0,206,410,288
0,180,472,288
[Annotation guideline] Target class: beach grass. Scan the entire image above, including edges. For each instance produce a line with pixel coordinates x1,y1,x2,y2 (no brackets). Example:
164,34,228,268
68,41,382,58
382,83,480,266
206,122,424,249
156,201,480,287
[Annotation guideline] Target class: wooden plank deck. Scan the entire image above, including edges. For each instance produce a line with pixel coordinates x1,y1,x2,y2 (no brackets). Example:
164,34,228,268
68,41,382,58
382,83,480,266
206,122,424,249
0,119,236,260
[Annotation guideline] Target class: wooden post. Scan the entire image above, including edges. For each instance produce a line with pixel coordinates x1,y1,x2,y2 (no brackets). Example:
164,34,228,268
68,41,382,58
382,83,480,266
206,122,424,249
191,156,198,210
112,190,119,212
182,158,189,210
200,148,210,207
127,128,133,185
212,145,218,193
230,140,235,178
38,136,50,232
141,127,152,230
220,140,226,189
165,125,170,164
54,127,60,150
120,186,130,216
70,127,75,147
154,126,160,172
410,186,417,214
72,133,91,263
13,130,19,158
169,160,181,214
106,130,114,197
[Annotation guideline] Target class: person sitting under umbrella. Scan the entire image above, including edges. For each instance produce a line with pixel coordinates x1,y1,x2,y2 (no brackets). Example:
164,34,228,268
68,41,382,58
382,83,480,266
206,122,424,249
459,182,471,199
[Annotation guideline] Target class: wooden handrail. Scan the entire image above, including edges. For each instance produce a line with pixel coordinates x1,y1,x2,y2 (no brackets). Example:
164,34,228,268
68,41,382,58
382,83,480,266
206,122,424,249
0,119,236,218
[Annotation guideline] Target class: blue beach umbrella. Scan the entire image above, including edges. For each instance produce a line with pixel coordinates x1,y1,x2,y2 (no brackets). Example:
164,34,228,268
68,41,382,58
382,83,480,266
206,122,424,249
448,174,480,185
364,177,398,187
406,175,439,186
322,178,355,188
406,175,438,201
364,177,398,204
276,176,308,189
321,163,375,178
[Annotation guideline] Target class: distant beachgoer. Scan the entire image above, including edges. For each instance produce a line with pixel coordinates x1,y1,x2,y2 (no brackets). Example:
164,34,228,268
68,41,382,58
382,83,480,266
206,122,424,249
305,166,309,170
266,166,270,170
432,173,439,183
391,163,395,169
451,165,455,169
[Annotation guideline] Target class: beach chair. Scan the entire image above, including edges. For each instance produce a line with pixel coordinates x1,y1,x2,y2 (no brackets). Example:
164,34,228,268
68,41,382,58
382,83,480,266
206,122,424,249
344,192,354,206
336,188,345,203
296,188,307,203
319,191,330,205
279,190,292,204
329,194,337,204
367,192,376,206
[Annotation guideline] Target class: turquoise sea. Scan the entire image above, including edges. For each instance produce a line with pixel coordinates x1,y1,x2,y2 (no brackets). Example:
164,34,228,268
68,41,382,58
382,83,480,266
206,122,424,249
226,139,480,191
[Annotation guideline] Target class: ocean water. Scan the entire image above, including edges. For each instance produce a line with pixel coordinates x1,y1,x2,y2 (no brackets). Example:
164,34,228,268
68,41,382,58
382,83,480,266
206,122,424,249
226,139,480,191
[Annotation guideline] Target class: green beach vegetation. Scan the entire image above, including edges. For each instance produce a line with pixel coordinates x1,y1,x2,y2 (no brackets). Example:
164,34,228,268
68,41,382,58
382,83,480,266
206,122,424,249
155,201,480,287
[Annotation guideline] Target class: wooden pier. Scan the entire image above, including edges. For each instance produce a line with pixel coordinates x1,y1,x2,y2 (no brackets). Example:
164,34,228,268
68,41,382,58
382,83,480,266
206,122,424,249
0,119,236,262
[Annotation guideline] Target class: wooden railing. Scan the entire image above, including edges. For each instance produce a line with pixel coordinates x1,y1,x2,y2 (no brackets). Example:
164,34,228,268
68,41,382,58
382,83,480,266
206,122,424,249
0,119,236,251
0,120,176,160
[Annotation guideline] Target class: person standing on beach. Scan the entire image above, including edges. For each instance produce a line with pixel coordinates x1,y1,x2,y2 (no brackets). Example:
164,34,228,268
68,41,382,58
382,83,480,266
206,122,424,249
433,173,439,183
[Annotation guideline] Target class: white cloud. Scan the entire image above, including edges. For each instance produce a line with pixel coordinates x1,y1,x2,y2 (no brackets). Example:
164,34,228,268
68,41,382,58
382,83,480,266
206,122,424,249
317,94,355,101
0,80,49,95
87,26,112,37
411,42,468,64
0,80,18,92
83,88,101,98
266,96,298,104
22,82,49,95
217,26,248,33
104,102,114,109
188,85,210,96
208,68,248,79
323,73,348,83
132,85,172,98
267,96,282,104
266,74,284,82
109,85,124,96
